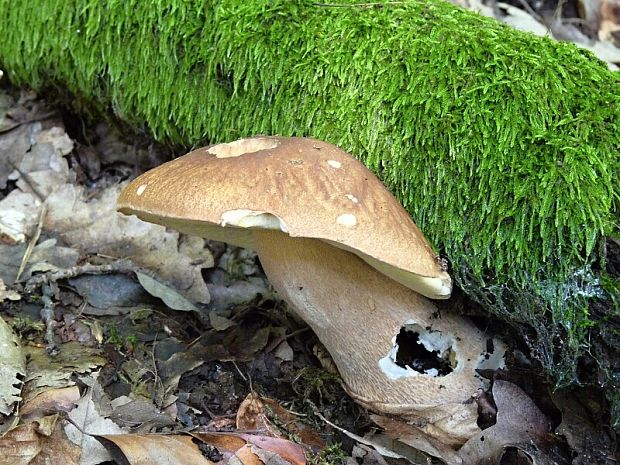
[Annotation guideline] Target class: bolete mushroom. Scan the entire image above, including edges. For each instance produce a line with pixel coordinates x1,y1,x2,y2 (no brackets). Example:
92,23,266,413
117,137,504,439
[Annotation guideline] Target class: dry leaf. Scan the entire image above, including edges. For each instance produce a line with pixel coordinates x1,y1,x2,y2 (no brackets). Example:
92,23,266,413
97,434,214,465
136,271,198,311
20,386,80,417
192,432,308,465
0,278,21,302
209,311,237,331
64,378,126,465
21,343,106,404
0,419,80,465
231,443,263,465
0,423,41,465
236,393,325,449
599,0,620,42
370,414,462,464
458,381,558,465
0,316,26,416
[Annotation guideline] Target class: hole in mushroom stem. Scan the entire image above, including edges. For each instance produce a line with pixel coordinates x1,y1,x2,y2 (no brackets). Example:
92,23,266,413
393,327,454,376
379,323,456,379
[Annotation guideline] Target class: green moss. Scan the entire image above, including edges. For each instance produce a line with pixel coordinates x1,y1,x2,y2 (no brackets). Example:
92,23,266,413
0,0,618,418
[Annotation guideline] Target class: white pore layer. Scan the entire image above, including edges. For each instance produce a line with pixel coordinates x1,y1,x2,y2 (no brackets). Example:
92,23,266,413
220,209,289,233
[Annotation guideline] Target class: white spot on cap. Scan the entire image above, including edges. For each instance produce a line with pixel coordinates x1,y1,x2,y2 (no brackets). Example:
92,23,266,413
136,184,147,196
327,160,342,169
207,138,279,158
336,213,357,227
345,193,358,204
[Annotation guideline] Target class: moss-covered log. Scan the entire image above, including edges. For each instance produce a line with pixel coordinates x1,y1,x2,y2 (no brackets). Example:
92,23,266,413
0,0,618,420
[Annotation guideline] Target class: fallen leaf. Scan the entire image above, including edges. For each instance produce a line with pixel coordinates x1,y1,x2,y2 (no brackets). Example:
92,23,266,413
346,444,391,465
46,183,213,305
599,0,620,43
458,381,560,465
22,343,106,404
191,432,308,465
108,396,175,428
231,443,263,465
273,340,294,362
20,386,80,417
0,422,42,465
496,3,549,36
370,414,461,464
135,271,198,311
553,390,615,464
68,274,150,311
64,380,126,465
1,122,213,305
236,393,325,449
0,239,79,285
0,316,26,416
96,433,214,465
0,278,20,302
0,418,80,465
209,311,237,331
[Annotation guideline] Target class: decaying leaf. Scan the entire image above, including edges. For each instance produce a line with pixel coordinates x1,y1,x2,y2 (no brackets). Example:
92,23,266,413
0,416,81,465
20,385,80,417
157,351,206,400
191,431,308,465
600,0,620,42
458,381,560,465
273,340,294,362
108,396,175,429
236,393,325,449
230,443,264,465
553,390,616,464
64,380,126,465
136,271,198,311
0,316,26,416
369,414,462,464
96,433,214,465
346,444,391,465
209,310,237,331
0,238,80,285
21,343,106,404
68,273,150,313
0,116,213,307
0,278,20,302
46,183,213,306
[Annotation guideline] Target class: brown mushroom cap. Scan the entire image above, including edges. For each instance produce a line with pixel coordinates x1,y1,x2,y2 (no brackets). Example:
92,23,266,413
117,137,451,299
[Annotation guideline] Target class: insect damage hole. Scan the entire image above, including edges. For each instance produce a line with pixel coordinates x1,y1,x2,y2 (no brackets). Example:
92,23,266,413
379,322,457,379
394,327,454,376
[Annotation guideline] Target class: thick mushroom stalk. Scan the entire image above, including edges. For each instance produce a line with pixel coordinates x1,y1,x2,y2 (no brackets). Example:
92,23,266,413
116,136,506,441
254,230,501,441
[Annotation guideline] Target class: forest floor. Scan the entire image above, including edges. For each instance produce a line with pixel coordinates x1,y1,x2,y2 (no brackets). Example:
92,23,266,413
0,0,618,464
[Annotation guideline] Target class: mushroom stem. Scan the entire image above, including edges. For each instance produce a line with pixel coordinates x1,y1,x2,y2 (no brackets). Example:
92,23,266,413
254,230,497,436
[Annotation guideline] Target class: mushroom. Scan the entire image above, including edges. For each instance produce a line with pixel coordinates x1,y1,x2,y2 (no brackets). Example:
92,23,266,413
117,137,504,439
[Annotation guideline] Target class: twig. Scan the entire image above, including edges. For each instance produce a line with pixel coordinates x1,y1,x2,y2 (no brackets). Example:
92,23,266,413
41,283,59,354
15,204,47,282
264,327,310,353
232,360,249,384
512,0,545,25
307,400,404,458
7,159,47,201
0,112,57,134
24,259,137,291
